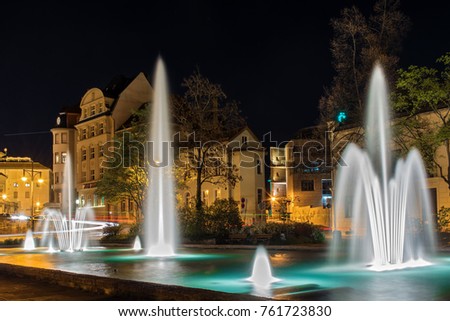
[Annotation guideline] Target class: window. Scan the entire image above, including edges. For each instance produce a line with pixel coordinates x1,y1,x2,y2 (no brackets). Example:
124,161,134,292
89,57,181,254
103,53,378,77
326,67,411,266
61,152,67,164
214,189,221,201
185,192,191,206
13,191,18,199
100,196,105,206
25,191,30,198
81,171,86,182
90,147,95,159
256,159,262,175
99,103,103,113
93,194,98,207
121,200,126,212
98,143,104,157
129,200,134,211
81,149,87,161
90,105,95,116
322,179,332,196
301,180,314,191
90,169,95,181
99,167,104,178
54,134,60,144
202,190,209,206
81,128,87,140
89,126,95,137
55,172,60,184
241,136,248,145
257,188,263,205
98,123,104,135
55,152,60,164
61,133,67,144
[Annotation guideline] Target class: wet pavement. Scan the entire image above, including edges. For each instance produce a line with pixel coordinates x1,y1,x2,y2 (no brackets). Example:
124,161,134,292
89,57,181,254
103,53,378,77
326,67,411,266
0,273,112,300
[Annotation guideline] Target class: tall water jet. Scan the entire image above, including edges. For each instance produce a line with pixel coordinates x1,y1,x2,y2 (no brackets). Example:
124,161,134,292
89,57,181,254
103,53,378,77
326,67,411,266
23,229,35,251
145,58,178,256
247,246,280,288
333,64,436,271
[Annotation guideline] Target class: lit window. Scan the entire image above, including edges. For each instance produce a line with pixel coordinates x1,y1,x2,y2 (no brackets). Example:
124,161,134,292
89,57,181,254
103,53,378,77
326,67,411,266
61,152,67,164
55,152,60,164
214,189,221,201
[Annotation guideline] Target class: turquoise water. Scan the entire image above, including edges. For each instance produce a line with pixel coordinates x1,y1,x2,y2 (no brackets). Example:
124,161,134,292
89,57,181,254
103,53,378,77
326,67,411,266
1,247,449,300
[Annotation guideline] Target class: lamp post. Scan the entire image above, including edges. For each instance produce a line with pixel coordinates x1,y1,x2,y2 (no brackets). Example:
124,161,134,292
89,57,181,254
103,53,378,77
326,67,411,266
22,161,44,230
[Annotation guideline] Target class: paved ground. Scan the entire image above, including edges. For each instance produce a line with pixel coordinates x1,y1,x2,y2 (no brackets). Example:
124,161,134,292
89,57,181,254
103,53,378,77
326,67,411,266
0,274,112,301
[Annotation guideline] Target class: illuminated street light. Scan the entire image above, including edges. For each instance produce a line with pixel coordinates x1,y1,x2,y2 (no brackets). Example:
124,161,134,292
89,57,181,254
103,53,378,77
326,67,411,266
22,160,44,230
2,194,6,200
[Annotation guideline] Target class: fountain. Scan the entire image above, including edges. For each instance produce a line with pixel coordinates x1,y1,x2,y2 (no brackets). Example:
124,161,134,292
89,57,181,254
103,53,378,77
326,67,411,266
133,236,142,251
40,153,95,252
247,245,280,288
144,58,178,257
333,64,436,271
23,229,35,251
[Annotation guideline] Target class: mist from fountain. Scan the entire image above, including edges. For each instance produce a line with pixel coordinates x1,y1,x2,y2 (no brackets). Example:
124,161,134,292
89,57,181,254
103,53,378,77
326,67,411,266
333,64,436,271
144,58,178,257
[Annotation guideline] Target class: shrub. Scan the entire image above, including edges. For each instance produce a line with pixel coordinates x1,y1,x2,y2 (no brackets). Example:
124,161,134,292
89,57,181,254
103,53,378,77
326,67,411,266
206,199,243,242
438,207,450,232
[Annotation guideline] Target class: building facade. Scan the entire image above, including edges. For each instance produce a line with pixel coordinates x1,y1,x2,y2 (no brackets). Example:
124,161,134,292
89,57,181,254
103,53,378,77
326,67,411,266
0,154,52,217
182,127,267,225
51,73,153,222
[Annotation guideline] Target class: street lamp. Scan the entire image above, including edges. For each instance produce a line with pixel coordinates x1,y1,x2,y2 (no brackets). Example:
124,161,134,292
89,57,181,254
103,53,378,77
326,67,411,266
22,161,44,230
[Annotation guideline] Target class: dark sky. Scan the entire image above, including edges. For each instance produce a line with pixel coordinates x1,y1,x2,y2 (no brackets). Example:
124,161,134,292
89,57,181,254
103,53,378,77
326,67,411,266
1,0,449,167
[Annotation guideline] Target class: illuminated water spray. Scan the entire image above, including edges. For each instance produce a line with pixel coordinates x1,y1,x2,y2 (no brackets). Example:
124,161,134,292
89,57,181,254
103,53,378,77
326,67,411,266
333,64,436,271
145,58,178,256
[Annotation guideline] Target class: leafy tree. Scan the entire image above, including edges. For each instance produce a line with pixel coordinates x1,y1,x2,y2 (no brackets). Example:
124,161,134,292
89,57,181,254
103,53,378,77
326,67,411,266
96,105,149,222
437,207,450,232
392,52,450,188
172,70,246,213
206,199,243,242
320,0,409,138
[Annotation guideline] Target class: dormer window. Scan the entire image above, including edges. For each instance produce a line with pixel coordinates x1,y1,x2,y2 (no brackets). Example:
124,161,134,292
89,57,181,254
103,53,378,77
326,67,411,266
241,136,248,145
90,105,95,116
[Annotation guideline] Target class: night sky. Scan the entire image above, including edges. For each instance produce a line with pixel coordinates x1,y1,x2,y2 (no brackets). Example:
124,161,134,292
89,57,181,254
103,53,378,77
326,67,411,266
1,0,449,167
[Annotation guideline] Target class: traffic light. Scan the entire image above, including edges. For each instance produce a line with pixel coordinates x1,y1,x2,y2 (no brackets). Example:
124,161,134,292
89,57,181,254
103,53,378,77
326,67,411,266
337,111,347,124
